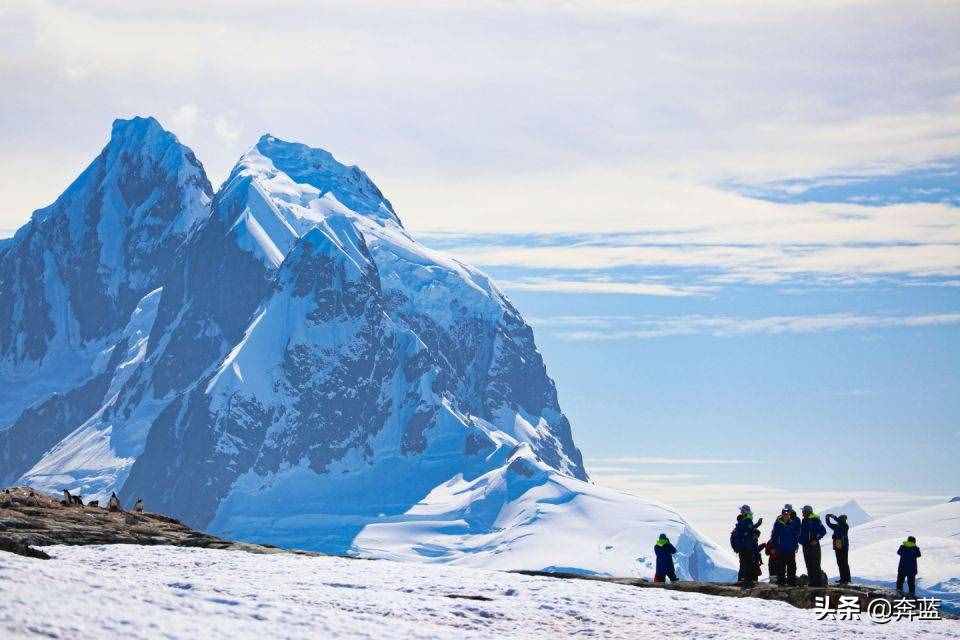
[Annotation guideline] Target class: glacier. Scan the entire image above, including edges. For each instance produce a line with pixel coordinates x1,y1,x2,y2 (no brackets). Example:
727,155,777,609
0,117,734,580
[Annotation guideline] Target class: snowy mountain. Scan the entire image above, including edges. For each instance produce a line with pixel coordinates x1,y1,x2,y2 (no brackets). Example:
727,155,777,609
821,500,960,608
1,117,733,579
820,499,873,528
0,117,211,487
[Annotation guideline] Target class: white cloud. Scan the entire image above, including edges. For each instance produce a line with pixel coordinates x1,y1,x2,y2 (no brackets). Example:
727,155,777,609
168,104,201,138
532,312,960,340
497,276,708,297
586,456,754,465
402,167,960,288
2,0,959,236
213,115,241,143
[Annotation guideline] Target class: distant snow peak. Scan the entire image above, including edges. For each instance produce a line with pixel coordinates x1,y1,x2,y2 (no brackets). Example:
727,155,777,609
821,499,873,528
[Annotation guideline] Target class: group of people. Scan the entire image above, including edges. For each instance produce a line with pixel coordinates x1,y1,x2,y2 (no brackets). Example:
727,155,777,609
730,503,838,588
651,502,924,598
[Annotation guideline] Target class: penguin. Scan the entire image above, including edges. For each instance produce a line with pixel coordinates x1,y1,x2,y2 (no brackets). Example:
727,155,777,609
133,498,144,513
62,489,73,506
72,494,84,507
87,500,100,508
107,492,121,512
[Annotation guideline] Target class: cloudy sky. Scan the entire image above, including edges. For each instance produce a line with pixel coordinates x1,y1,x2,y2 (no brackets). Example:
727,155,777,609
2,1,958,542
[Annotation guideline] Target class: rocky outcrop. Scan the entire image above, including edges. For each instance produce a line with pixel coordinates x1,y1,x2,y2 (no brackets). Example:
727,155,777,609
0,486,309,559
514,569,933,613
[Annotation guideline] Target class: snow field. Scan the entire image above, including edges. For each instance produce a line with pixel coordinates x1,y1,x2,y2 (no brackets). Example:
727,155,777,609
1,545,955,640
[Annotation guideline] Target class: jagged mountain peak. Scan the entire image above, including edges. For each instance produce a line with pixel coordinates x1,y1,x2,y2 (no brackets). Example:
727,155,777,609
25,115,211,232
110,115,166,143
0,116,213,368
104,115,212,196
232,134,398,224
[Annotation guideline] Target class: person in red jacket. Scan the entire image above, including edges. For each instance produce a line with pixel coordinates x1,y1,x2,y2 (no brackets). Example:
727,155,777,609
764,535,781,583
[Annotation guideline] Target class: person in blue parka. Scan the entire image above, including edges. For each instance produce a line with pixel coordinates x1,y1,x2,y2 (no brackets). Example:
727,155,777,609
654,533,678,583
896,536,922,597
798,505,827,587
770,504,801,585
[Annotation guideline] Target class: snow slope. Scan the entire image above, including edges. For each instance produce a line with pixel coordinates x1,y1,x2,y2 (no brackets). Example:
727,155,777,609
821,500,960,607
213,445,733,580
0,545,952,640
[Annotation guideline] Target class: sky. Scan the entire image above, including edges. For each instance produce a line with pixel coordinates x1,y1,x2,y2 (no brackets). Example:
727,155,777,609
1,0,958,544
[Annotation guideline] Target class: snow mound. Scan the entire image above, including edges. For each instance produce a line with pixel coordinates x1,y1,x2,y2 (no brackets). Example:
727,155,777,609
350,448,733,580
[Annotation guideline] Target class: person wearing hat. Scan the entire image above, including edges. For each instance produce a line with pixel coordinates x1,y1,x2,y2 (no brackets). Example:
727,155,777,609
799,505,827,587
730,505,759,586
825,513,851,584
896,536,922,597
770,504,801,585
653,533,678,583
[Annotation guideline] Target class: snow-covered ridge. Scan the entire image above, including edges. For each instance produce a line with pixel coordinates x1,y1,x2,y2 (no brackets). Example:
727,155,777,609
2,116,729,579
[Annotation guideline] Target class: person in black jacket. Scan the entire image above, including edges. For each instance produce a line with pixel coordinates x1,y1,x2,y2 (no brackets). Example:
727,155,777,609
896,536,922,597
654,533,678,583
799,505,827,587
825,513,851,584
751,528,766,583
730,505,761,586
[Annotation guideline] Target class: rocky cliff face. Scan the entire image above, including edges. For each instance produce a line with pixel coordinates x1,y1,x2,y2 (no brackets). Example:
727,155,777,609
0,117,211,485
0,118,732,580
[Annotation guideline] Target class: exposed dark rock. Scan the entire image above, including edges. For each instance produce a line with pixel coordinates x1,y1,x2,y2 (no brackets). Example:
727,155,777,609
513,569,925,613
0,537,50,559
445,594,495,602
0,486,314,559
